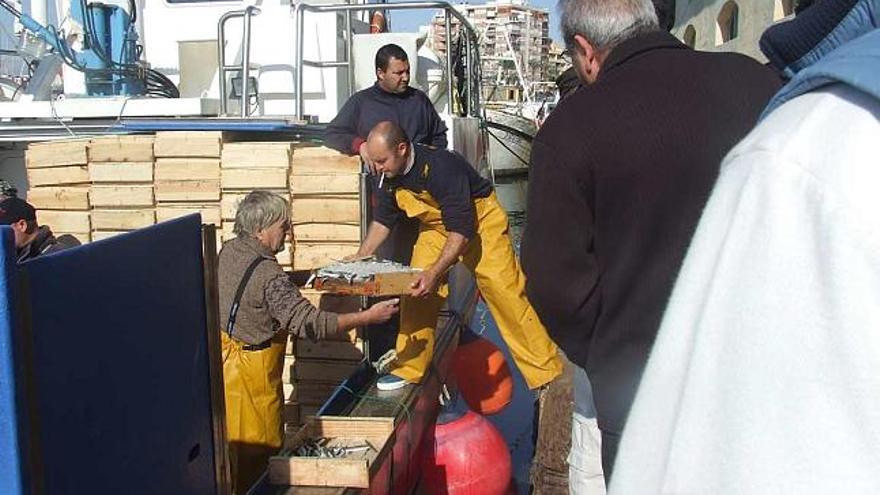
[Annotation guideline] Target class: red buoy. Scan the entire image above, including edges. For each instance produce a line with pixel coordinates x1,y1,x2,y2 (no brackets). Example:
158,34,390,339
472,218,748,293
421,398,512,495
453,330,513,415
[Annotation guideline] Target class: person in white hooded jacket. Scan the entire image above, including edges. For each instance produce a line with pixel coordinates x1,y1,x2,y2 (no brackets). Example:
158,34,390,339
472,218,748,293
609,0,880,492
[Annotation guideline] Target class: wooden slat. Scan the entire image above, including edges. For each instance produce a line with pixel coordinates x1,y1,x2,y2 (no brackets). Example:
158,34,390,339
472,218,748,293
90,185,154,207
88,162,154,183
156,206,221,226
155,158,221,181
291,196,360,224
37,210,90,233
155,180,220,202
27,186,89,210
154,131,224,158
88,135,154,162
27,165,89,186
291,146,361,175
26,139,90,168
289,380,340,405
221,142,293,168
91,209,155,230
290,174,359,195
292,242,360,270
221,168,288,189
294,358,359,383
292,223,360,242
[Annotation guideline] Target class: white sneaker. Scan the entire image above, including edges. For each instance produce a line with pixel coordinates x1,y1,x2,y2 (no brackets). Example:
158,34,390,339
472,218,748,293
376,373,410,391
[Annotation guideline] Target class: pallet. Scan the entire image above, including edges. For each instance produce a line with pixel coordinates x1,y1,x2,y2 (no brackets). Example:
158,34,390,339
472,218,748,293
90,185,154,207
27,165,89,187
155,158,220,181
91,209,156,230
88,162,154,183
26,139,90,168
222,142,293,168
154,131,224,158
88,135,154,162
27,186,90,210
269,416,395,488
156,206,221,226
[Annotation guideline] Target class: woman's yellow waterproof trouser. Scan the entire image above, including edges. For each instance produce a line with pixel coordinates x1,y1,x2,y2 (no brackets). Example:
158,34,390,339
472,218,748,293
392,189,563,390
221,331,286,494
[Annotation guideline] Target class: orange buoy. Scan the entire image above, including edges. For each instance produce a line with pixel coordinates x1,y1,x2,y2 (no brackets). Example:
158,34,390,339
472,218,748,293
421,397,513,495
452,329,513,415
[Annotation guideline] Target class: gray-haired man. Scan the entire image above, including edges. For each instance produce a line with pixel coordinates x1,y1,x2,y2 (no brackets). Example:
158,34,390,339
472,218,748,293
522,0,781,481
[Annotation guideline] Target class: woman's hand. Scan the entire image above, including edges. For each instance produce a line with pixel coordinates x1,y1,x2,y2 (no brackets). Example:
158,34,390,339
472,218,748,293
366,298,400,323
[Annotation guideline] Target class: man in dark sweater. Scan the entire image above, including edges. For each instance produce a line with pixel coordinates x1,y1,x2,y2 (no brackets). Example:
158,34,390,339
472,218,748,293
0,197,80,263
521,0,781,480
324,43,448,171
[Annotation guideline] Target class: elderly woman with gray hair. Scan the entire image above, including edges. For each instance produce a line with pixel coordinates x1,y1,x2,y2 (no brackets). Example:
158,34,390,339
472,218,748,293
218,190,398,493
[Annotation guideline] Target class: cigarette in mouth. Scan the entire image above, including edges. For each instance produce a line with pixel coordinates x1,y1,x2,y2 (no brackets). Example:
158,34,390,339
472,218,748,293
379,173,385,189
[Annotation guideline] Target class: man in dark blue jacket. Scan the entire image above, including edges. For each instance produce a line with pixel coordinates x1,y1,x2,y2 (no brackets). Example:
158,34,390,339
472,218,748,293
324,43,448,172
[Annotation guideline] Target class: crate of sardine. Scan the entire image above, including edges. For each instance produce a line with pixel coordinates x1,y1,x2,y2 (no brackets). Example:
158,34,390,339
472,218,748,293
268,416,395,487
312,257,422,296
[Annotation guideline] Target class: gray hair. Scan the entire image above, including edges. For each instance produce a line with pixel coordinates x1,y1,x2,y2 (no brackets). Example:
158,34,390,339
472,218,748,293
233,191,290,237
559,0,659,52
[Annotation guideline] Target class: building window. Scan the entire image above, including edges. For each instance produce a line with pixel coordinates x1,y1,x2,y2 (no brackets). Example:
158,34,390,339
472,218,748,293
683,25,697,48
773,0,795,20
716,1,740,45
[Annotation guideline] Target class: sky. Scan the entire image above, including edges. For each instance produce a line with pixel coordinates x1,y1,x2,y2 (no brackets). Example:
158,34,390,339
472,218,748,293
388,0,563,44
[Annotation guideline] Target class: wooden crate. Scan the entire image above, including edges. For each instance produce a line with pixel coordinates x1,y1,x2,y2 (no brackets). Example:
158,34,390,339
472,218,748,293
88,135,154,162
292,223,360,242
156,206,221,226
290,379,342,406
27,186,90,210
269,416,394,488
221,190,288,220
221,168,288,189
155,158,220,181
290,174,359,195
284,401,300,426
26,139,90,168
90,185,154,207
154,131,224,158
91,209,155,230
292,242,360,270
296,338,364,362
315,270,421,297
291,196,360,224
38,210,91,233
88,162,153,183
294,358,360,383
290,147,361,175
27,165,89,187
222,142,293,168
155,180,220,202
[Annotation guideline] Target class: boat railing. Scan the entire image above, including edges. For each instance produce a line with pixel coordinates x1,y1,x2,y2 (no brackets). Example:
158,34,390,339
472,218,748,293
217,6,261,117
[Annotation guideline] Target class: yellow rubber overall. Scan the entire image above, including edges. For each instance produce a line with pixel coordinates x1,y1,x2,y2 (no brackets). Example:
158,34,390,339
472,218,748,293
221,331,286,494
392,188,563,390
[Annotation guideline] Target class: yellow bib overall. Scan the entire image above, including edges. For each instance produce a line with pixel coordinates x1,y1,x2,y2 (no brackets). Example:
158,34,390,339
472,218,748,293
392,187,563,389
221,331,286,494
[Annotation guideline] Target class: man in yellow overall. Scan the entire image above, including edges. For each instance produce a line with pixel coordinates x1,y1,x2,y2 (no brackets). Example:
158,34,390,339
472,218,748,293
352,121,563,391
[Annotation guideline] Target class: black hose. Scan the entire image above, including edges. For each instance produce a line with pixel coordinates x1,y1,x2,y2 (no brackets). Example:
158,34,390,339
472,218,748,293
484,120,535,143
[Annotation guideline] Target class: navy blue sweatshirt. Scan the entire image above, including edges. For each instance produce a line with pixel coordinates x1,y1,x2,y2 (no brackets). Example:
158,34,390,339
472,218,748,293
374,144,491,239
324,84,448,154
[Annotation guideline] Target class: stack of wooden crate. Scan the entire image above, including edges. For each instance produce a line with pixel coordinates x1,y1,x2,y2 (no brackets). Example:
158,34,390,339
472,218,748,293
154,132,223,243
282,289,365,428
87,135,156,241
25,139,93,244
289,146,362,270
221,142,293,266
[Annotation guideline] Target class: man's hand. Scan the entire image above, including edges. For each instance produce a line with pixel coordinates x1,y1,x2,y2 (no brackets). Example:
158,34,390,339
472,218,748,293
410,268,442,298
359,141,377,175
365,298,400,323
